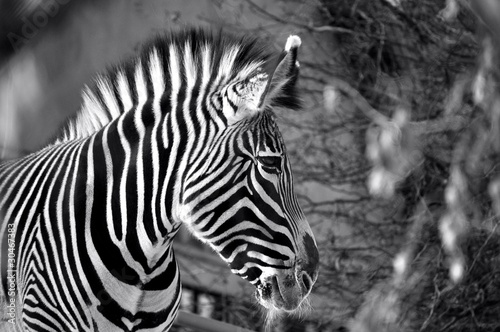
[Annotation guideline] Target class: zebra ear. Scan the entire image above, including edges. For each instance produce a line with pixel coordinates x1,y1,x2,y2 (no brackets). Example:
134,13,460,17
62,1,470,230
261,35,301,106
226,35,301,123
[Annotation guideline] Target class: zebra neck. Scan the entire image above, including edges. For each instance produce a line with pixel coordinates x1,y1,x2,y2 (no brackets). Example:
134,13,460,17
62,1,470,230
54,47,170,145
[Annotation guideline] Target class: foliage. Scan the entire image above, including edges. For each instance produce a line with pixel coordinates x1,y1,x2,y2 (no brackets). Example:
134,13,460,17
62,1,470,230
211,0,500,330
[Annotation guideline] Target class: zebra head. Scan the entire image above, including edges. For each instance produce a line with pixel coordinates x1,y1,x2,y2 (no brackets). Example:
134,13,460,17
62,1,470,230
178,34,319,314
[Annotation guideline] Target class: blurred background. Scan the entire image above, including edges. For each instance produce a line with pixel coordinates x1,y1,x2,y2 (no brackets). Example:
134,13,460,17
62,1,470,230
2,0,500,331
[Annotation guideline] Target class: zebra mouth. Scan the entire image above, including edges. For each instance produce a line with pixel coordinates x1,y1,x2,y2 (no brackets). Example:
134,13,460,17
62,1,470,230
255,276,301,312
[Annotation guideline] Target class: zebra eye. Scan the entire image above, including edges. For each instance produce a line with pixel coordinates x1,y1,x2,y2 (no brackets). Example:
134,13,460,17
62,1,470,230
257,156,282,170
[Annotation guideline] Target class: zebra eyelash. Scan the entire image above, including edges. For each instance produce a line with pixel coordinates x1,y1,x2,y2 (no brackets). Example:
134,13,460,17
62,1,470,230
256,155,283,173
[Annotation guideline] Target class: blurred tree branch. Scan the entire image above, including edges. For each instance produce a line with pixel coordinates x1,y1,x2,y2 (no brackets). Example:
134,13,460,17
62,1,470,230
210,0,500,330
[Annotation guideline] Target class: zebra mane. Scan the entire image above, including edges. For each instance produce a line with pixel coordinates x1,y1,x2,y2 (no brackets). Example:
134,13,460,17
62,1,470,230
53,28,300,145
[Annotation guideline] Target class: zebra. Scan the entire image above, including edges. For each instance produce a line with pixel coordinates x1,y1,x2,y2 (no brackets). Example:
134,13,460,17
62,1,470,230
0,28,319,331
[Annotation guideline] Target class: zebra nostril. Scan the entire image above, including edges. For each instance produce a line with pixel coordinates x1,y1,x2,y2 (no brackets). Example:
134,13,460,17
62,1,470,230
302,234,319,277
300,271,313,294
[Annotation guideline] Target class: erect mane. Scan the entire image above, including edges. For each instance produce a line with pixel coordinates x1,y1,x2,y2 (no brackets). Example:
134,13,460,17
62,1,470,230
52,28,300,145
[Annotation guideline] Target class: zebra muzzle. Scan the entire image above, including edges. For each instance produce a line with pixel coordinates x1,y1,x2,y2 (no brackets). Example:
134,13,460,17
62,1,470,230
256,267,313,312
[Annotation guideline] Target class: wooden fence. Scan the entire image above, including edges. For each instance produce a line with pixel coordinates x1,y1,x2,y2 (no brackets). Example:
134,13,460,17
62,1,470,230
176,310,256,332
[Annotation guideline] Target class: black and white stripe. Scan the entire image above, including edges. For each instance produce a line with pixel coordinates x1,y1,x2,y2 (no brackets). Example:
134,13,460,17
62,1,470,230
0,29,318,331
